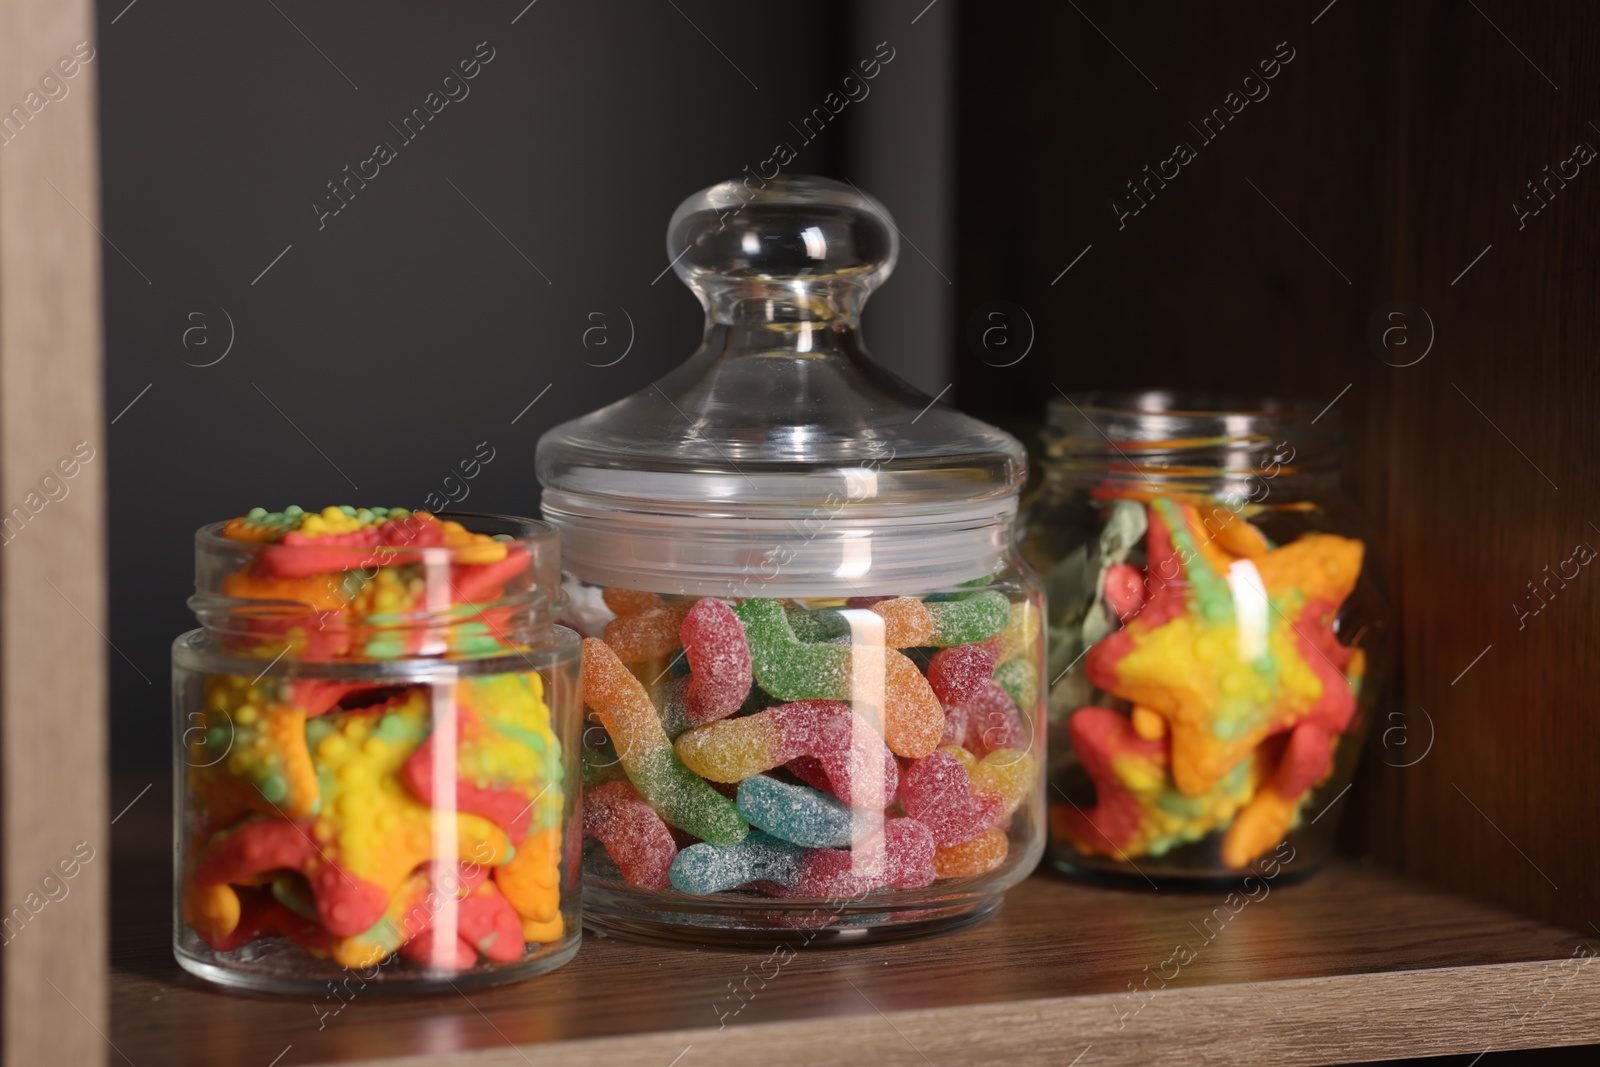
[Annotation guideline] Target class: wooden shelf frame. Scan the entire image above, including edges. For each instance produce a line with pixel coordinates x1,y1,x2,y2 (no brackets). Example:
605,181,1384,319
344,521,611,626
108,789,1599,1067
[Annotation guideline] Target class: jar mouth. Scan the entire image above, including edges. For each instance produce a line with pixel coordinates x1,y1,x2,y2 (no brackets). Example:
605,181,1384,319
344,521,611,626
1044,389,1340,473
191,510,564,662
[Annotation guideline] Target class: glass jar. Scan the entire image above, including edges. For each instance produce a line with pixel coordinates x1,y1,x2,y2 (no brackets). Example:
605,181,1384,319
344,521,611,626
172,507,581,993
1020,392,1388,885
537,176,1045,944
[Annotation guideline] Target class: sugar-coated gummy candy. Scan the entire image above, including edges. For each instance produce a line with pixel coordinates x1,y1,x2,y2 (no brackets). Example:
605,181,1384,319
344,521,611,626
899,750,1004,847
789,817,937,896
786,602,852,643
881,650,945,757
968,748,1035,818
674,700,899,808
926,645,997,707
979,598,1040,665
737,598,852,699
735,599,943,758
679,597,753,725
927,591,1011,646
932,827,1008,879
939,699,968,747
993,656,1038,714
669,830,806,895
958,678,1028,756
736,774,859,848
603,601,694,662
581,637,748,846
868,597,935,647
602,587,664,616
582,779,678,889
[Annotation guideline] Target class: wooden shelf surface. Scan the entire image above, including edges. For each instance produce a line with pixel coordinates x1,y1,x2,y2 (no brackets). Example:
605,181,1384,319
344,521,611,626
110,790,1599,1067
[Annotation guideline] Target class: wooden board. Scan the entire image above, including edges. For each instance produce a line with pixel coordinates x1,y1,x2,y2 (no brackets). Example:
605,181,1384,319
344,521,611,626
110,785,1598,1066
0,3,106,1066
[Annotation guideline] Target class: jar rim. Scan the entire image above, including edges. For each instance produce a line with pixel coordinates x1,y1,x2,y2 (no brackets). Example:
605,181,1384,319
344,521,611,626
190,510,565,662
1044,389,1341,469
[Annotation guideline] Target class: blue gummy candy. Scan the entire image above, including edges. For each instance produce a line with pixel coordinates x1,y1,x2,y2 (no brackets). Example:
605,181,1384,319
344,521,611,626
736,775,857,848
668,830,806,895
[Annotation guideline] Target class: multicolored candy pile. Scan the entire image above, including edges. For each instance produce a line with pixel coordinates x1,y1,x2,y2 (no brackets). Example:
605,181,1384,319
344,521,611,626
579,589,1040,900
180,508,566,971
1054,497,1366,868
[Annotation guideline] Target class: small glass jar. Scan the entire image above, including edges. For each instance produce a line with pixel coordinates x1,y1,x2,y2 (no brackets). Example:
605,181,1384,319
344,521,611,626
1020,393,1388,884
538,176,1045,944
172,507,581,993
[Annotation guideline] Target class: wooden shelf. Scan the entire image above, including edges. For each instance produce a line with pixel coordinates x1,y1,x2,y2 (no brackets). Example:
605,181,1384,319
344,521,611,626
111,790,1599,1067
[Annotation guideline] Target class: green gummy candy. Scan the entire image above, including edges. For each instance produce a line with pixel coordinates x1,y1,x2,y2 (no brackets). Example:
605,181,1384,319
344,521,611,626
994,657,1038,711
629,745,748,847
927,590,1011,646
735,599,851,701
785,603,852,643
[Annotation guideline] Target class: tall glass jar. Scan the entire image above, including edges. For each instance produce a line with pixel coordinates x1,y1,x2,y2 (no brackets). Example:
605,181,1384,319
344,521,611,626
173,508,581,993
538,176,1045,944
1020,393,1388,885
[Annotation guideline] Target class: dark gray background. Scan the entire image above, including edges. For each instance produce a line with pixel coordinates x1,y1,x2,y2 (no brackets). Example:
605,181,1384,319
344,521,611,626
101,0,961,769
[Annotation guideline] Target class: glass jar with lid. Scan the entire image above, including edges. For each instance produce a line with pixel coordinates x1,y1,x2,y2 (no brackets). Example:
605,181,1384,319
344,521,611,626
537,176,1045,943
1019,392,1389,885
172,507,581,992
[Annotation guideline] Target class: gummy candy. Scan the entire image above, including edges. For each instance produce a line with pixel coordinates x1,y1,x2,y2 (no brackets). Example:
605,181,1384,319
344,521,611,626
993,657,1038,715
734,599,943,758
582,637,747,846
957,679,1028,756
579,588,1040,908
926,645,997,708
582,780,677,889
181,507,572,976
899,750,1004,847
789,817,937,896
736,775,858,848
603,601,694,663
933,827,1008,879
679,597,752,724
674,700,899,809
669,831,807,895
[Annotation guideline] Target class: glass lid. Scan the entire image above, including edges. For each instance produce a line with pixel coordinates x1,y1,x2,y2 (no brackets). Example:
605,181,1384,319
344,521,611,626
536,175,1026,595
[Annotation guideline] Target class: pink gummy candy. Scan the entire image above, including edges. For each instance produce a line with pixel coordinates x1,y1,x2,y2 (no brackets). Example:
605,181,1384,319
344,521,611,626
927,645,997,707
680,597,752,725
939,700,968,748
899,750,1004,847
958,679,1027,757
789,817,936,897
583,780,679,890
772,701,899,809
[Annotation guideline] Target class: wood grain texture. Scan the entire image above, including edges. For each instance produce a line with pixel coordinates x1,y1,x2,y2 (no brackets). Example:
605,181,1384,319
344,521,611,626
110,785,1597,1066
953,1,1600,930
0,3,107,1066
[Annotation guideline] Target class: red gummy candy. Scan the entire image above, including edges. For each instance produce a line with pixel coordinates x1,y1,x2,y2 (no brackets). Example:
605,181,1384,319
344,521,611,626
583,780,678,889
197,887,331,954
397,925,480,970
1103,563,1150,622
455,881,526,963
402,716,533,844
958,679,1027,757
450,546,532,604
790,818,936,896
927,645,997,708
899,751,1003,847
770,701,899,809
680,597,752,725
1060,706,1165,852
